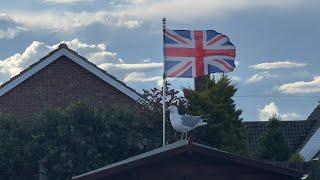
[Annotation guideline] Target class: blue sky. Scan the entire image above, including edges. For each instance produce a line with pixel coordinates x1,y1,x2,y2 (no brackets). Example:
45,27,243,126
0,0,320,121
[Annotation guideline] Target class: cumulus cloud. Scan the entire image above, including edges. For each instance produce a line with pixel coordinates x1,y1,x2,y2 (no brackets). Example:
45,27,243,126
12,11,142,32
0,14,27,39
245,72,278,84
250,61,307,70
0,39,162,85
277,76,320,94
258,102,301,121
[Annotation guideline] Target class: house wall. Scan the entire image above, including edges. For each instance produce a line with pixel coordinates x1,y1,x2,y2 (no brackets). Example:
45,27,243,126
0,56,140,119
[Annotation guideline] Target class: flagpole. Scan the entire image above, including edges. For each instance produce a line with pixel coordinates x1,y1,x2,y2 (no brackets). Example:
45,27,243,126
162,17,167,147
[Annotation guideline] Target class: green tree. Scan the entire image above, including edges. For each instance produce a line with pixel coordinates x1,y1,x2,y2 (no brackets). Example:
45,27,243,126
255,116,291,161
142,82,188,113
183,75,249,156
0,114,35,179
289,152,305,162
29,102,161,179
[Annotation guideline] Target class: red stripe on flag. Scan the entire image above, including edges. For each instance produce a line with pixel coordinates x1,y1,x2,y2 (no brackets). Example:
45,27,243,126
168,61,192,77
204,49,235,57
195,31,204,77
214,59,233,71
206,34,226,46
165,47,197,57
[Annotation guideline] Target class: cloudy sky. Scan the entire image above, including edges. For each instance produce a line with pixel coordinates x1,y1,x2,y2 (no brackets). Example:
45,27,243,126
0,0,320,121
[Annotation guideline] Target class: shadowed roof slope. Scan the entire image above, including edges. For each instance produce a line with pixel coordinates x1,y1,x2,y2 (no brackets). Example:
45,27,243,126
73,140,302,180
244,120,315,152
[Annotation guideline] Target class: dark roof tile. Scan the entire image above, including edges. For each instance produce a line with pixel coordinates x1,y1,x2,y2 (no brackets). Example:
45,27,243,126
243,120,316,152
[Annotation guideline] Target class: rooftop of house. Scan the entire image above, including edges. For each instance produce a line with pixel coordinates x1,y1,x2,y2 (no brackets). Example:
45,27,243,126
243,105,320,161
73,139,302,180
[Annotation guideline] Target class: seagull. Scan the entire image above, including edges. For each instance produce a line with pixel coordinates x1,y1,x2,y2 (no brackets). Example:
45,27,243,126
168,105,207,139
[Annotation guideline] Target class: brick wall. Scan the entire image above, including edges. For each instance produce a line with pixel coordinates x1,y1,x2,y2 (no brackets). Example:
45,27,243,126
0,56,140,119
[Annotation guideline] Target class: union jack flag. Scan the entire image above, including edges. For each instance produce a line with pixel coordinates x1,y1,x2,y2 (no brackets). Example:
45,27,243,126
164,29,236,78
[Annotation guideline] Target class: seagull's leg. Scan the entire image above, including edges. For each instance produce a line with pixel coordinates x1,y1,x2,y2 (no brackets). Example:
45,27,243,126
185,132,188,140
181,133,183,140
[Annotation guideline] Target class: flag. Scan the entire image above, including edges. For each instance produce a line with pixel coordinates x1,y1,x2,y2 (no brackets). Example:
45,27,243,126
163,29,236,78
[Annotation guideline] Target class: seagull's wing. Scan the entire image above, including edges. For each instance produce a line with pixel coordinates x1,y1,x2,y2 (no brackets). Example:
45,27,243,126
185,113,202,118
180,115,203,128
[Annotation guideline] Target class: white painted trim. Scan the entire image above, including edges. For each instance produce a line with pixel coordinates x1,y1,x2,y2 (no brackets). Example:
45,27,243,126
0,48,142,102
299,126,320,161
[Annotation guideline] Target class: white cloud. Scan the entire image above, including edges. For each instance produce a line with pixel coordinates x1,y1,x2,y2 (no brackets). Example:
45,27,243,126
6,0,311,33
98,62,162,80
258,102,301,121
126,0,145,4
277,76,320,94
246,74,263,84
0,14,27,39
118,0,305,22
250,61,306,70
53,39,121,64
245,71,278,84
230,75,241,82
123,72,161,82
12,11,142,32
42,0,96,4
0,39,162,85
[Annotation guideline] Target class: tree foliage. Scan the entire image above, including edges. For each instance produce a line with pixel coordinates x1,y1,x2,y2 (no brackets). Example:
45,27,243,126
142,82,188,113
255,116,291,161
0,115,35,179
0,103,162,179
141,75,249,155
289,152,305,162
183,75,249,156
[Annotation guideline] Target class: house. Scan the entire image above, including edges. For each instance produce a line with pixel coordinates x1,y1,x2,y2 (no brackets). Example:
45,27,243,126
72,139,302,180
0,43,143,119
244,105,320,161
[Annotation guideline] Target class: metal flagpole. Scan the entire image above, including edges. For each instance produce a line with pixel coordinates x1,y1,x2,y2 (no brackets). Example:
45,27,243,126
162,17,167,147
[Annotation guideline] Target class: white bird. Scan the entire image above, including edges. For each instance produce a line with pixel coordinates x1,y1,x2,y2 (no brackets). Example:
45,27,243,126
168,105,207,139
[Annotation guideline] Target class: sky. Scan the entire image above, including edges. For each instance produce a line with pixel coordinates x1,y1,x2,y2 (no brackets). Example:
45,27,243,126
0,0,320,121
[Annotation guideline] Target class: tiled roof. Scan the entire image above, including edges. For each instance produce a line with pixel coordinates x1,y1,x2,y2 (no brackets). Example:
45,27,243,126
298,105,320,150
73,139,302,179
306,105,320,121
297,105,320,160
243,120,316,152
